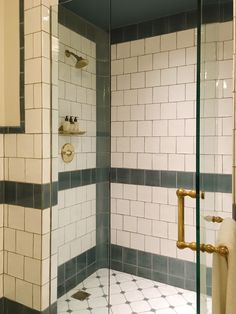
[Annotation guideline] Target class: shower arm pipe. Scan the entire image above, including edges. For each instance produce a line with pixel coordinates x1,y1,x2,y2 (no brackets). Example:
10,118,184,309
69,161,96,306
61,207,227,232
176,188,229,257
65,49,82,62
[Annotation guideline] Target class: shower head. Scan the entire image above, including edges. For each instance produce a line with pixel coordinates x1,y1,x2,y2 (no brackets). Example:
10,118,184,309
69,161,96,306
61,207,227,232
65,49,89,69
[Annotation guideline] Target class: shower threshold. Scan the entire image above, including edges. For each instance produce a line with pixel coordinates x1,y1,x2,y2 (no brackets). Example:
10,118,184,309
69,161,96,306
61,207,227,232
58,268,211,314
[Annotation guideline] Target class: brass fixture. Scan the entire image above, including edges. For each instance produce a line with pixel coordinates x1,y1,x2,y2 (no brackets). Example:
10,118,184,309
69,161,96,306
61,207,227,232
176,188,228,257
204,215,223,223
65,49,89,68
61,143,75,163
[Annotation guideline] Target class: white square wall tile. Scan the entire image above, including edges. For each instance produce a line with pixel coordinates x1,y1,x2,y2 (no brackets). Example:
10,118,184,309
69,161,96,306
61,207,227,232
169,49,186,67
161,33,176,51
138,88,152,104
111,60,124,75
145,236,160,254
145,36,160,54
138,121,152,136
138,218,152,235
137,186,152,202
25,109,42,133
124,121,137,136
169,84,185,102
131,201,145,217
24,257,41,285
112,91,124,106
117,199,130,215
8,157,25,182
124,90,138,105
24,6,41,34
130,233,145,251
146,70,160,87
161,68,177,85
117,74,131,90
8,252,24,279
116,230,130,247
177,65,195,84
16,279,33,308
153,86,168,103
131,137,144,152
138,55,152,72
153,52,169,69
130,105,145,121
124,57,138,73
117,42,130,59
131,72,145,89
25,208,42,234
124,153,137,168
131,39,145,56
25,58,42,84
124,216,137,232
138,153,152,169
16,231,33,257
177,29,195,48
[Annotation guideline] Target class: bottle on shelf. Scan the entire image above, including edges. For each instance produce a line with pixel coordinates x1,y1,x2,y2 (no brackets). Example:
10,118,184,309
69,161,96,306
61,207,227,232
69,116,75,132
63,116,70,132
74,117,80,133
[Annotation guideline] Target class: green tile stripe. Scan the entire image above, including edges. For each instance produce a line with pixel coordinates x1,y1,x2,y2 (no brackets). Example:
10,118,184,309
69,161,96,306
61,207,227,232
111,168,232,193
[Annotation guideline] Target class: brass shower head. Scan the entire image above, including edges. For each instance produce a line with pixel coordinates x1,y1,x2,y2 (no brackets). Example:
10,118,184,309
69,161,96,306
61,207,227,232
65,49,89,69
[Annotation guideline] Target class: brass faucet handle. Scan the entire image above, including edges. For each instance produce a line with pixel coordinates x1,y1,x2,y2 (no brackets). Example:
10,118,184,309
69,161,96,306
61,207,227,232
176,188,204,199
61,143,75,163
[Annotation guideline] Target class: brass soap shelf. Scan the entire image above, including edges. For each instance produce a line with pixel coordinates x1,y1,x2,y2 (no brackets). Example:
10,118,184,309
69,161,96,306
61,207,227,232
58,126,86,136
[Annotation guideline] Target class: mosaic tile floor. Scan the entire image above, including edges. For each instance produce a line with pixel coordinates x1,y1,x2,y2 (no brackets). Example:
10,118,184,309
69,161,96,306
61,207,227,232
58,269,212,314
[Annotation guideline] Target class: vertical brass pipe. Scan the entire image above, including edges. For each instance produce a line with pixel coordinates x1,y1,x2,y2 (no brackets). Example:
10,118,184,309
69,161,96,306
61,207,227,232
178,195,184,242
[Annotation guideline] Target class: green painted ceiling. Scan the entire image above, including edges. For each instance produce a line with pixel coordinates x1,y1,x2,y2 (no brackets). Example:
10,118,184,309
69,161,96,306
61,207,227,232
60,0,231,29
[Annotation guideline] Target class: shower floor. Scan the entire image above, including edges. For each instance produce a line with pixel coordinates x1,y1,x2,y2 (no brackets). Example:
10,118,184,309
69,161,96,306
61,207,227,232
58,268,211,314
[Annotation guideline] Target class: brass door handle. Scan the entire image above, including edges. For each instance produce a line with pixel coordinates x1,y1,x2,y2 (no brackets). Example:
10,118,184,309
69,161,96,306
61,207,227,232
176,188,228,257
176,188,201,243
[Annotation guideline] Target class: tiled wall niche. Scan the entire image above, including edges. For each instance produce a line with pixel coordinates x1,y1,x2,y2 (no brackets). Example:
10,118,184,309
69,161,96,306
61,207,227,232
55,22,97,269
110,20,233,288
51,4,111,301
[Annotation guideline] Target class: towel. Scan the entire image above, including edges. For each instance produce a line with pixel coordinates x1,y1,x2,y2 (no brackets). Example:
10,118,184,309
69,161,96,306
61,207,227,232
212,218,236,314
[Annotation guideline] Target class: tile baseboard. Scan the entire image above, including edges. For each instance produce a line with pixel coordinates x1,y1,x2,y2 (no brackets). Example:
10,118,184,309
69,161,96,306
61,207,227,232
111,244,212,296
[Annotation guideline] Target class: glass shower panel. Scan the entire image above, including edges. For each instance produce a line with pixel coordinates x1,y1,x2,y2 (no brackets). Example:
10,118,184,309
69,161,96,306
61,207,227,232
50,3,111,313
198,1,233,313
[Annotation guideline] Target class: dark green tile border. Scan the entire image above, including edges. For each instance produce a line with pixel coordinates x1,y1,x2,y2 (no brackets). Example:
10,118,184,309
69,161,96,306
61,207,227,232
111,244,212,295
0,298,3,314
57,246,98,298
58,168,110,191
1,298,57,314
111,2,232,44
0,0,25,134
0,181,58,209
111,168,232,193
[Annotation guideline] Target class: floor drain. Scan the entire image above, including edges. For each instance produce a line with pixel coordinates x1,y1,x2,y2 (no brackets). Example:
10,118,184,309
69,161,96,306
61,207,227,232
71,290,91,301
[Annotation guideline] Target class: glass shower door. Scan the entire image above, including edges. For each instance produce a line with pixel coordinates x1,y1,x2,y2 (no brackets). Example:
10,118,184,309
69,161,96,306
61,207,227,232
197,0,233,313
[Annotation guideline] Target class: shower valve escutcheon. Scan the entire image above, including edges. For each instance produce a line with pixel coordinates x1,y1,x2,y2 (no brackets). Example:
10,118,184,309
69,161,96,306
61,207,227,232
176,188,228,257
